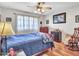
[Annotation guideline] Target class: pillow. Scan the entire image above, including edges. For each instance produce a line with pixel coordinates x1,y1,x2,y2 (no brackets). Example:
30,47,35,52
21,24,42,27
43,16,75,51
45,33,54,39
44,33,54,42
42,33,49,43
30,32,38,36
32,32,44,36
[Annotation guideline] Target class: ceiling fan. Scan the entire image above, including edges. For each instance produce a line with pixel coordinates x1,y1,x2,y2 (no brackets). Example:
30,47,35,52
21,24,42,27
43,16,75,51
27,2,52,14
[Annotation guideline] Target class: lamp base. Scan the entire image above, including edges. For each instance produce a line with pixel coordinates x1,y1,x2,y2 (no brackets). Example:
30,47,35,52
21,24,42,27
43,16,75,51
0,36,7,56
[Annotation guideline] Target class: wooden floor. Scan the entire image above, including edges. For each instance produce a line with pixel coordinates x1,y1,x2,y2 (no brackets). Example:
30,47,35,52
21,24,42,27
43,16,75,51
41,42,79,56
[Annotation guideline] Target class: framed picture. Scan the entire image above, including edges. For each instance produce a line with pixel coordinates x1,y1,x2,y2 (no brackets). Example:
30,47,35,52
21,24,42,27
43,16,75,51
6,17,12,22
75,15,79,23
46,20,49,24
53,12,66,24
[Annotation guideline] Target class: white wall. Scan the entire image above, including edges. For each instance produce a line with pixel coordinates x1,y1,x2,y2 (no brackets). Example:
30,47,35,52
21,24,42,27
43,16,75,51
45,7,79,34
44,6,79,44
0,7,43,34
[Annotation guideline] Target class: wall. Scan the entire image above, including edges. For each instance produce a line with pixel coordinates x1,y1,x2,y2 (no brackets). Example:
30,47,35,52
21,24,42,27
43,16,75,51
0,7,43,34
44,6,79,44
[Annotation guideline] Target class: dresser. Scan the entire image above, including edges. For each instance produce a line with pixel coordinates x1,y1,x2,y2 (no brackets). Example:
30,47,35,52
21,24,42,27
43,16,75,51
51,30,62,42
40,27,48,33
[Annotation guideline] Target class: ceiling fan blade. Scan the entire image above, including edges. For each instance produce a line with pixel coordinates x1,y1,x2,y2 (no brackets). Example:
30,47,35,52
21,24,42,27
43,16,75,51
46,7,52,9
27,6,34,7
41,4,52,9
42,7,52,10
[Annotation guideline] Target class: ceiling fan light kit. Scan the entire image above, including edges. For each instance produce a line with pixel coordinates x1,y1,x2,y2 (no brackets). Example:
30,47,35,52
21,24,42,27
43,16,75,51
34,2,52,14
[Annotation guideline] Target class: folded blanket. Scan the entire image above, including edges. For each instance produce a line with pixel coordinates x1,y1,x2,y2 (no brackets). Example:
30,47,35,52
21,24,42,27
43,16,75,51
42,33,54,44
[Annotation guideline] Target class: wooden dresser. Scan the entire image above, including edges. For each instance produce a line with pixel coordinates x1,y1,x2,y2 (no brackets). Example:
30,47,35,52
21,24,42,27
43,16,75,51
40,27,48,33
51,30,62,42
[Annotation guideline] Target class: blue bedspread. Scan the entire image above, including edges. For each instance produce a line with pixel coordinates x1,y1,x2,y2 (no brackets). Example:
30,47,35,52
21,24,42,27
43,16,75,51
2,32,52,56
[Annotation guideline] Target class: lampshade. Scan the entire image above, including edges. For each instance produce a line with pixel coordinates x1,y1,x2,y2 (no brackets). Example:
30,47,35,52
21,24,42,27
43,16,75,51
0,22,15,36
0,22,4,35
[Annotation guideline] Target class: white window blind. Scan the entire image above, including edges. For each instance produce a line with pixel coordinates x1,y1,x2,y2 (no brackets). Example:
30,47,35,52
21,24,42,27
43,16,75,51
29,17,34,30
17,15,23,31
16,15,39,32
24,16,29,30
34,18,39,30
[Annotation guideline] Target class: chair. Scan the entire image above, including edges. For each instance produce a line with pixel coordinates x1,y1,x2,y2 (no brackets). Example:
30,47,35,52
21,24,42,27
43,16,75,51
68,27,79,51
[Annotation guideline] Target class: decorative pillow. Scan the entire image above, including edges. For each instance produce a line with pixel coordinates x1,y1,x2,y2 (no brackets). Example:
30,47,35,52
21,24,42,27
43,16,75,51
45,33,54,39
43,33,54,43
42,33,49,43
35,32,44,36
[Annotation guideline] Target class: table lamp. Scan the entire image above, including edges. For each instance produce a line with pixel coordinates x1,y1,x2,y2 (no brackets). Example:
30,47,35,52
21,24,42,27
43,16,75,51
0,22,14,55
0,22,4,55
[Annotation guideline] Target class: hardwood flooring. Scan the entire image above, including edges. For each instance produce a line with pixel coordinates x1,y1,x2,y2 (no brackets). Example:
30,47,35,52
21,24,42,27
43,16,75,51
41,42,79,56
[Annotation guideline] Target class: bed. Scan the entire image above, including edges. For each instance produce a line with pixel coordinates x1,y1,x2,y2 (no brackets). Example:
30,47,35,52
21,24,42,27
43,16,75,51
2,32,54,56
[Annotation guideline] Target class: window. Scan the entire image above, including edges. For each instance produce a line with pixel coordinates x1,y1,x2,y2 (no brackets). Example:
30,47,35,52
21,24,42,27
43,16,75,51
17,15,23,31
16,15,39,32
24,16,29,30
34,18,39,30
29,17,34,30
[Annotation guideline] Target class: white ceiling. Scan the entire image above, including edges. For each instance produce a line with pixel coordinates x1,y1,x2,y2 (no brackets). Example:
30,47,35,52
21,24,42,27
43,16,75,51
0,2,79,15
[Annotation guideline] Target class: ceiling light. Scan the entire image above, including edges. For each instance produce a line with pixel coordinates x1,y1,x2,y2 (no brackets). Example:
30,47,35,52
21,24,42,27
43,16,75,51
41,9,44,12
35,11,37,13
37,8,40,11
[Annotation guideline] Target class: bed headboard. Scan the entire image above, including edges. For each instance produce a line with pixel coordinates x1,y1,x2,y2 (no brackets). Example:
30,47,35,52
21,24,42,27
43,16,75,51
40,27,49,33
